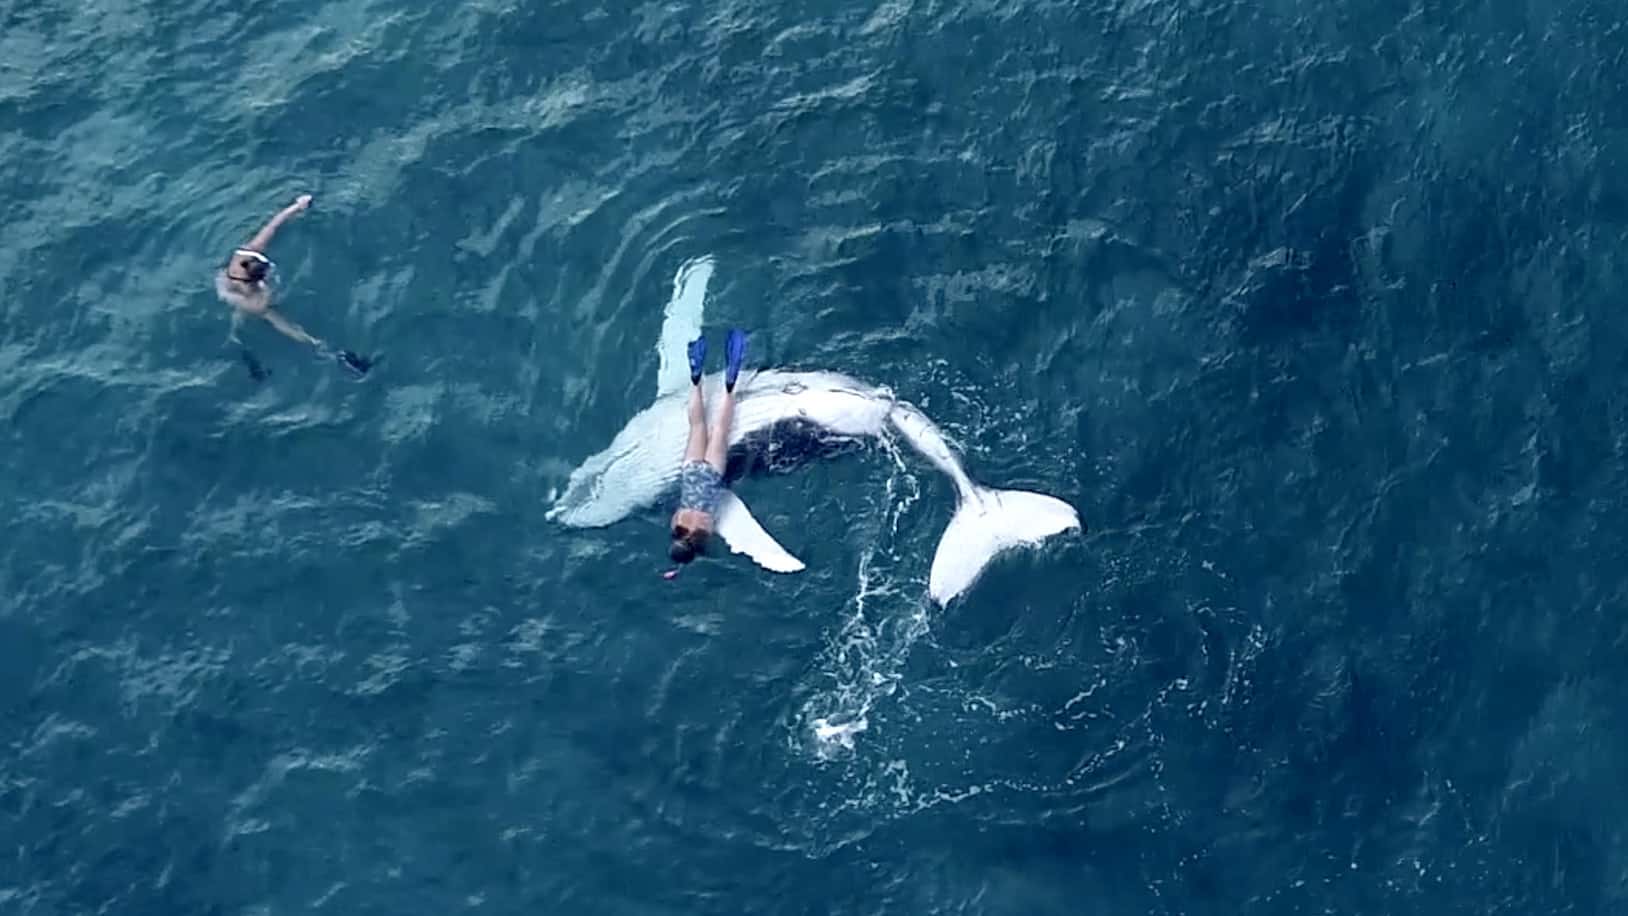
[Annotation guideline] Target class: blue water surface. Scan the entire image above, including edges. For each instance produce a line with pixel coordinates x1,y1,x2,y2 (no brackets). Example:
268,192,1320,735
4,0,1628,913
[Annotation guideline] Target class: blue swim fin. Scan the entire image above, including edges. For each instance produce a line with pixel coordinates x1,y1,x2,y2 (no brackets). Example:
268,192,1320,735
687,335,707,384
725,329,747,391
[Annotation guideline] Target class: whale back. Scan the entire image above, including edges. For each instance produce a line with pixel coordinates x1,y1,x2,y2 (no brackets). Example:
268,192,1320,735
730,371,893,442
548,370,893,528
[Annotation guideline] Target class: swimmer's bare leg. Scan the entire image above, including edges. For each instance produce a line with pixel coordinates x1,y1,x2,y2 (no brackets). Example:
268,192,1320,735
262,309,324,350
704,387,734,474
705,328,746,472
683,334,709,462
225,311,270,380
684,384,708,463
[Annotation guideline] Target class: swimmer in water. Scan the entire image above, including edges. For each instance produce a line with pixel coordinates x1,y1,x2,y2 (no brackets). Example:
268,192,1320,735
217,194,371,376
667,328,749,572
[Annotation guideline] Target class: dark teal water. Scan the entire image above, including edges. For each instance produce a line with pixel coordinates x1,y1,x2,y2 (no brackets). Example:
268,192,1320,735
5,0,1628,913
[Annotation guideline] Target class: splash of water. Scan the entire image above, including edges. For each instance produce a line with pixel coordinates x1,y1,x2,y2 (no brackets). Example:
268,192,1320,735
802,432,930,759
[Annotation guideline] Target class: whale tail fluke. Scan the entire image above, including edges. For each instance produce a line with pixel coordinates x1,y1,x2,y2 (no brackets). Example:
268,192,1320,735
928,486,1082,605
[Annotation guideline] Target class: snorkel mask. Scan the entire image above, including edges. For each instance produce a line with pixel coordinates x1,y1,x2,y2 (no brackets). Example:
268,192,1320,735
231,249,277,285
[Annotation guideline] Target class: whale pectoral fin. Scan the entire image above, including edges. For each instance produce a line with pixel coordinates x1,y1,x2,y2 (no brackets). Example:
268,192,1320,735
656,256,714,396
714,491,805,573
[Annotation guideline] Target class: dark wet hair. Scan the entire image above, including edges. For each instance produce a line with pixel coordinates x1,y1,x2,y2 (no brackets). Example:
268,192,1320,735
669,538,697,565
239,255,270,283
669,522,708,564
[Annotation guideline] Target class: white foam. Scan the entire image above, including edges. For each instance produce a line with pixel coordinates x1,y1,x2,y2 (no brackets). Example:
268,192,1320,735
799,455,929,756
811,716,868,750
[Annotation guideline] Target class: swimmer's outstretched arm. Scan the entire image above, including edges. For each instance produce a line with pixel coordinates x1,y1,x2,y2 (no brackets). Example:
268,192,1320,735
246,194,313,252
262,308,323,349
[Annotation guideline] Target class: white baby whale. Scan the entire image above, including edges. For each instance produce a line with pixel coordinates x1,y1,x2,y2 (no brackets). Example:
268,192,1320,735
545,256,1082,605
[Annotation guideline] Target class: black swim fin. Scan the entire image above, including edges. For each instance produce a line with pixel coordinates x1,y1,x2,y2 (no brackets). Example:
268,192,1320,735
239,346,270,382
337,350,374,377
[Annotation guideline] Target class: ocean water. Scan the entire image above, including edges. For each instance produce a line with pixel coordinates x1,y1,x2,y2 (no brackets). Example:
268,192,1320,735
4,0,1628,913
